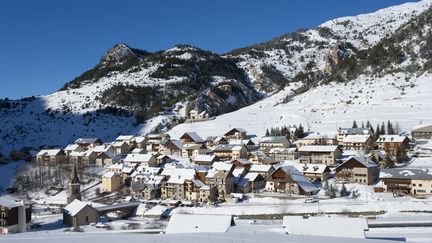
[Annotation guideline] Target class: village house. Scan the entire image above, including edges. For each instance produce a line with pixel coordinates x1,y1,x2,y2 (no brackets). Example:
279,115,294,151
68,150,97,165
249,164,275,177
64,144,85,156
180,132,205,144
0,195,32,234
145,133,170,151
160,168,196,200
124,153,157,167
298,145,343,166
184,179,218,203
92,144,114,156
265,166,319,195
115,135,135,147
205,136,228,148
231,159,253,169
335,156,379,185
213,144,248,161
206,162,235,200
378,168,432,195
36,149,66,165
181,143,207,158
95,152,115,167
341,134,374,152
295,135,338,147
337,128,372,142
112,141,130,155
267,147,299,161
411,124,432,140
101,171,122,192
230,139,256,151
131,148,146,154
107,163,128,175
224,128,247,141
133,136,148,149
160,139,183,156
376,135,411,155
293,163,331,182
74,138,103,150
131,169,165,200
259,136,291,150
193,154,217,167
249,151,276,165
235,172,265,193
156,155,171,165
63,199,100,228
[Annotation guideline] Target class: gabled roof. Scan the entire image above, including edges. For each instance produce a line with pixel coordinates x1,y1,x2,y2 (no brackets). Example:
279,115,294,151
75,138,102,144
260,136,289,143
36,149,63,156
63,199,95,217
194,154,216,162
64,144,82,151
412,124,432,133
342,135,371,143
102,171,119,179
348,156,378,168
250,164,273,172
377,135,409,143
224,128,247,136
268,166,319,193
297,145,341,153
180,132,204,143
380,168,432,180
116,135,135,141
293,163,330,174
92,145,112,153
124,154,155,163
211,162,235,171
161,168,195,184
213,144,245,152
338,127,372,135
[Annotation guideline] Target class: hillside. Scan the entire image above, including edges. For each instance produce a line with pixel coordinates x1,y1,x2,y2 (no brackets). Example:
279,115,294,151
1,0,432,155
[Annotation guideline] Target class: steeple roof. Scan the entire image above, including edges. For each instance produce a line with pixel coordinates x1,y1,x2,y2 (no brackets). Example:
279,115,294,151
70,163,80,184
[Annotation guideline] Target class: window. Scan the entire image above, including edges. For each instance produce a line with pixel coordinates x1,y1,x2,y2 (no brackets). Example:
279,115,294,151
86,216,89,222
413,184,416,186
419,184,423,187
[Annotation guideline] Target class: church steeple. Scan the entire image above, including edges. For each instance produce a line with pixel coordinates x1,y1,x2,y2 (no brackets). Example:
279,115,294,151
67,163,81,204
70,162,80,184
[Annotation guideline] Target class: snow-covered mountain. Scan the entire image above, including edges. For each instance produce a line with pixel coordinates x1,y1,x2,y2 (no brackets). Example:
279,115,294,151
1,0,432,155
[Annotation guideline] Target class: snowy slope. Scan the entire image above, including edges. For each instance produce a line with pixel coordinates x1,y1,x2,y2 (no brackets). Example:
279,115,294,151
169,72,432,138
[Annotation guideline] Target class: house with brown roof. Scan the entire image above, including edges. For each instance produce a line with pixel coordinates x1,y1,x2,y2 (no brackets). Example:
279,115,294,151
260,136,291,150
293,163,331,182
224,128,247,141
213,144,248,161
335,156,379,185
181,143,207,158
265,166,319,195
180,132,205,144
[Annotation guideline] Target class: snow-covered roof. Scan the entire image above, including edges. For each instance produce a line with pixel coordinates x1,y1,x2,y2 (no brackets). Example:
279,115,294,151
412,124,432,133
108,163,127,170
124,154,154,163
161,168,196,184
92,145,112,153
260,136,288,143
36,149,62,156
75,138,101,144
342,135,371,143
166,214,233,234
168,139,184,149
232,159,252,165
193,154,216,162
63,199,94,217
232,168,246,177
268,147,297,153
283,216,368,239
113,141,128,147
102,171,118,178
380,168,432,180
213,144,244,152
116,135,135,141
293,163,330,174
64,144,82,151
0,195,20,208
344,156,378,168
211,162,234,171
250,164,273,172
377,135,409,143
181,132,204,143
297,146,340,152
272,166,319,193
134,136,146,143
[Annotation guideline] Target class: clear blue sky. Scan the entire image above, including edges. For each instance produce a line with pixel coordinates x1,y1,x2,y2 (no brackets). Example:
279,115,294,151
0,0,419,99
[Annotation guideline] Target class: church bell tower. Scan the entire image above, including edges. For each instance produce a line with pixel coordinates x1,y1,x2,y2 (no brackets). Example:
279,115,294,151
67,163,81,204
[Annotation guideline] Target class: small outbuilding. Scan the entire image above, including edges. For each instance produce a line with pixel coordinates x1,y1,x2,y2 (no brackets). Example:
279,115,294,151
63,199,100,228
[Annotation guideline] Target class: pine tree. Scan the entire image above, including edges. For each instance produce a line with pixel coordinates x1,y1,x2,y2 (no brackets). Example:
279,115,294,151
387,120,395,135
375,124,381,139
361,122,365,129
352,120,358,128
394,122,401,134
265,129,270,136
340,183,349,197
366,120,371,129
381,122,386,135
297,124,305,138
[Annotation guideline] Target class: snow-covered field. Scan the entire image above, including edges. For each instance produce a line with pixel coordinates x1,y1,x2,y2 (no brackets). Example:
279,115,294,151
169,72,432,138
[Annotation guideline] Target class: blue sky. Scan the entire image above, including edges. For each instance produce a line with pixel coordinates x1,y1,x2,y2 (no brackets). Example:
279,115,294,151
0,0,419,99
